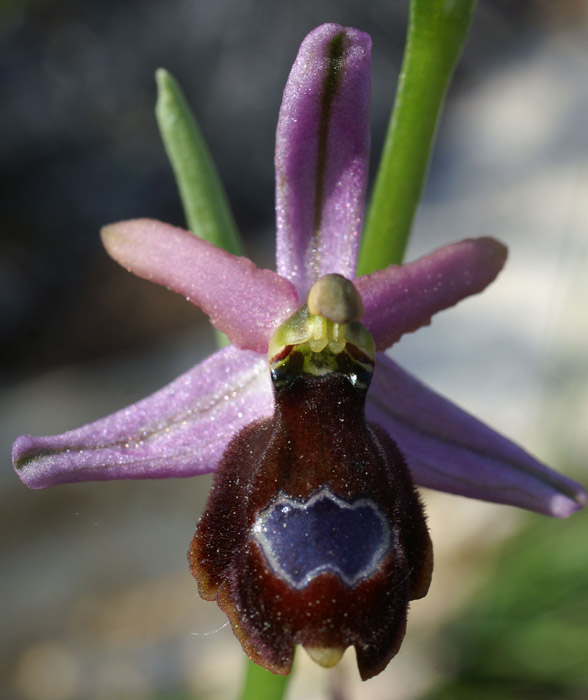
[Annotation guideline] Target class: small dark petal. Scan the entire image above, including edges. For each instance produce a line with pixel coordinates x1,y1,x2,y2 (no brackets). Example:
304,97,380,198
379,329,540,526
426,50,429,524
189,350,432,680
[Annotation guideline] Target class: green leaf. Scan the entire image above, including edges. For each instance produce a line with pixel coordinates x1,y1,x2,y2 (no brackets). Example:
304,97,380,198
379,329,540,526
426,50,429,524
424,511,588,698
239,657,292,700
155,68,244,256
358,0,477,271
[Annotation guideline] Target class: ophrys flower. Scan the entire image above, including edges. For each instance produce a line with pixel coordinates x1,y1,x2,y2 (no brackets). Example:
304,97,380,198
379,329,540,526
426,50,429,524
12,23,586,680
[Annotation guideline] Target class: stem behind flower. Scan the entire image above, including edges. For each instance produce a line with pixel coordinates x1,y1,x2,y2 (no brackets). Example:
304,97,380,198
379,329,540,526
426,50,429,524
359,0,477,272
240,657,292,700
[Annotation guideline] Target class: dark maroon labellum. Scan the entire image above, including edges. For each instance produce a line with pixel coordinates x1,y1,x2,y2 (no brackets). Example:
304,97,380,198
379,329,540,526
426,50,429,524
189,343,432,680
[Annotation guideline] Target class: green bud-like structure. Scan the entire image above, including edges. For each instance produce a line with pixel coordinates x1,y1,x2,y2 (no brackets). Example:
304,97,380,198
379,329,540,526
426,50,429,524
189,275,432,680
269,274,375,394
269,306,374,388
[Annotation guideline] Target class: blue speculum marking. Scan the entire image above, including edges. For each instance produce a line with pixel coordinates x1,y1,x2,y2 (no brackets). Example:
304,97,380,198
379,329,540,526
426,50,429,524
252,488,392,589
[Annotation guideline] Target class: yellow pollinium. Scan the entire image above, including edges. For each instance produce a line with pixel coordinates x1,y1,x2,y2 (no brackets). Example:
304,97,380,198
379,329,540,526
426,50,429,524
268,274,375,364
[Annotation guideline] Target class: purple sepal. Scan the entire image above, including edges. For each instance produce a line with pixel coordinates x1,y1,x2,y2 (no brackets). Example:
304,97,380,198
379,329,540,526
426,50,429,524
357,238,508,351
101,219,299,354
275,24,371,298
12,348,272,489
366,354,587,518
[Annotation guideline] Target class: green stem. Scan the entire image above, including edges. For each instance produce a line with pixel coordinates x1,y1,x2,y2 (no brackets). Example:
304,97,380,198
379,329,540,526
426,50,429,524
358,0,477,271
239,657,292,700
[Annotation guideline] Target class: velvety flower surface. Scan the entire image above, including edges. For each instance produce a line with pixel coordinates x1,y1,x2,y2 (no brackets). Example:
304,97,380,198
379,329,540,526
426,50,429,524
12,25,585,521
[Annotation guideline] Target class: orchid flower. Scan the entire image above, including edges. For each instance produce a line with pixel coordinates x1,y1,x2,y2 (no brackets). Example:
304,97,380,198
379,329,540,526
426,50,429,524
12,23,585,681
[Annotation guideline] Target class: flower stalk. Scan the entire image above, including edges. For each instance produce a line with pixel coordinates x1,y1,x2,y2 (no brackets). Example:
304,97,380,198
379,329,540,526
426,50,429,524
241,659,292,700
359,0,478,272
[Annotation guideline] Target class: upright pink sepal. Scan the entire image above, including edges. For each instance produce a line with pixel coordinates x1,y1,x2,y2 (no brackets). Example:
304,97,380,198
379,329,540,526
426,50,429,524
356,238,508,350
101,219,299,353
366,355,586,518
275,24,371,297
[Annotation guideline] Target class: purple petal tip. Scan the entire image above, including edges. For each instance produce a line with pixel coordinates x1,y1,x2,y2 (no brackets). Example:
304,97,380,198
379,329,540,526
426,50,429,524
13,435,45,489
549,487,587,519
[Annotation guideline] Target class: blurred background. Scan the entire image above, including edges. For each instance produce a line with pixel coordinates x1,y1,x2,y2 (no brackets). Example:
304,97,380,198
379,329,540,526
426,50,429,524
1,1,588,698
